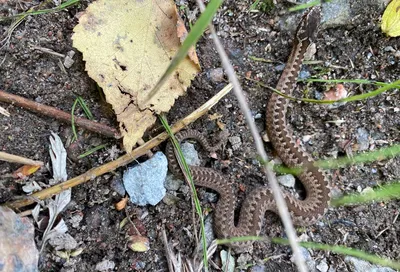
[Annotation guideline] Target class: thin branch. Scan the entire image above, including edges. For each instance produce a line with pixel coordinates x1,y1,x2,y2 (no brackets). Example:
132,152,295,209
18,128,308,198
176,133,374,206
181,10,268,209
0,89,120,139
0,151,44,166
195,1,307,271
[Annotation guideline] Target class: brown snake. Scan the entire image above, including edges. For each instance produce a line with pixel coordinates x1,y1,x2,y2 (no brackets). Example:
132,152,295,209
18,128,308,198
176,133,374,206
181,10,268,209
166,7,330,251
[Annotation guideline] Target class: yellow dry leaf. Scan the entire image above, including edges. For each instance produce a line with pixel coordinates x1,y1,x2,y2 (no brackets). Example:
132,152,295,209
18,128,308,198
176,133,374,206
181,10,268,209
381,0,400,37
127,235,150,252
12,165,41,179
72,0,200,151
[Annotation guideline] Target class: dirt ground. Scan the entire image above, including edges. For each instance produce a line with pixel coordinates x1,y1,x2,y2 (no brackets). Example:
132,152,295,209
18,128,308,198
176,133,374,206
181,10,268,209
0,0,399,271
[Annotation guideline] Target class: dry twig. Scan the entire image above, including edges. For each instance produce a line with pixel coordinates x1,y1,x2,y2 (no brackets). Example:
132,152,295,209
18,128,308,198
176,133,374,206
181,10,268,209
0,89,120,139
0,151,43,166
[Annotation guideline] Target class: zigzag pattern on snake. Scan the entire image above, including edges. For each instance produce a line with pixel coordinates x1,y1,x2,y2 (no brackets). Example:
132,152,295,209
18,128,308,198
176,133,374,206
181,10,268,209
166,7,330,252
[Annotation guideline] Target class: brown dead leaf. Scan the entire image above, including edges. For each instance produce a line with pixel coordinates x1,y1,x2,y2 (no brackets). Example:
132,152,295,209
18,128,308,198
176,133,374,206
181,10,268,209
12,165,41,179
324,84,347,101
115,196,129,211
72,0,200,151
176,8,199,65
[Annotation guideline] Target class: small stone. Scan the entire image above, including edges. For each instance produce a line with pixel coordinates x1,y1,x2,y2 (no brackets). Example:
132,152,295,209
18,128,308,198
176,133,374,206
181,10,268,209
196,216,215,252
49,233,78,250
123,152,167,206
162,193,181,205
181,142,200,166
356,127,369,151
294,247,315,271
344,256,395,272
228,136,242,151
0,207,39,272
299,69,311,80
302,135,313,143
321,0,351,28
277,174,296,188
63,56,74,68
316,259,329,272
254,113,262,119
384,46,395,52
262,132,270,142
208,68,224,83
70,213,83,229
95,260,115,271
201,191,218,203
164,174,184,191
275,63,285,71
237,253,252,268
111,177,126,196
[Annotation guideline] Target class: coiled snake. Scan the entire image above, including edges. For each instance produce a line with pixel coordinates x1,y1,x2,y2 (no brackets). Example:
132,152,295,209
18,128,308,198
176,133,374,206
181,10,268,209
166,7,330,251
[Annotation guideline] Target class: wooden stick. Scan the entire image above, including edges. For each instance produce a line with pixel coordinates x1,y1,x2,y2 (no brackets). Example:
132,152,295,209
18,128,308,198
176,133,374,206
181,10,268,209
4,83,232,210
0,89,121,139
0,151,43,166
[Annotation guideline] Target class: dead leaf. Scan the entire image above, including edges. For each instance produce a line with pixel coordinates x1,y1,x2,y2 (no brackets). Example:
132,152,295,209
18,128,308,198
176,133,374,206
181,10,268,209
217,120,225,130
323,84,347,101
72,0,200,151
127,235,150,252
176,8,199,65
12,165,41,179
115,196,129,211
208,113,223,120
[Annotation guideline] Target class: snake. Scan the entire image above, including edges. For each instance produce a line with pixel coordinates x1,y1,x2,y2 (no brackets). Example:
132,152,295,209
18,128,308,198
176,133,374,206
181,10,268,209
166,7,330,252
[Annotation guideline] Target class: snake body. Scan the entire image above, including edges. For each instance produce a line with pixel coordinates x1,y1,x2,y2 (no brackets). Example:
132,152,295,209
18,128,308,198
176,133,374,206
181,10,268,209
166,7,330,251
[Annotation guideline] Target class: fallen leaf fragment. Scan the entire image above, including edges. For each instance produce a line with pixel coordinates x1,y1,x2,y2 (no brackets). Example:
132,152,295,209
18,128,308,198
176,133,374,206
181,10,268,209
176,9,199,65
12,165,41,179
72,0,200,151
70,248,84,257
115,196,129,211
127,235,150,252
0,106,10,117
381,0,400,37
323,84,347,101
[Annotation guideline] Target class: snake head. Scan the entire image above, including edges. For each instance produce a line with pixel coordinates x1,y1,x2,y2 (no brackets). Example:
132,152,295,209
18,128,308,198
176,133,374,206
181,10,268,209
296,6,321,43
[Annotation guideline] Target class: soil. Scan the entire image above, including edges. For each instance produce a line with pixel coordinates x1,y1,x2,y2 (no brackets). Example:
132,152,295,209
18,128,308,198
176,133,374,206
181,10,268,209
0,0,399,271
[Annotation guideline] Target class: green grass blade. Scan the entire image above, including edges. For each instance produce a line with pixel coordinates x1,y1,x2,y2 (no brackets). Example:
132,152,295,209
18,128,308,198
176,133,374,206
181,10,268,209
159,115,209,271
337,79,400,103
274,144,400,175
144,0,223,103
77,96,94,120
77,144,107,159
253,78,400,104
0,0,79,21
302,78,374,84
249,0,261,11
288,0,321,12
331,182,400,207
71,98,79,142
273,238,400,270
316,144,400,170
